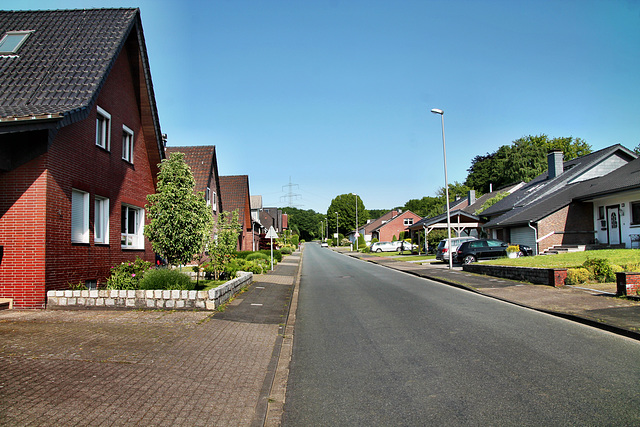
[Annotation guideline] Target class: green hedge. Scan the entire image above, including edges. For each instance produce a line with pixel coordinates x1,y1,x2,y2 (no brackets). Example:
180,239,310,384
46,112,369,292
236,250,282,263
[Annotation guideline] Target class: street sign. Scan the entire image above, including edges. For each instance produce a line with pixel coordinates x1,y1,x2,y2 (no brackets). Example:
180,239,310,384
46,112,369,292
265,226,279,239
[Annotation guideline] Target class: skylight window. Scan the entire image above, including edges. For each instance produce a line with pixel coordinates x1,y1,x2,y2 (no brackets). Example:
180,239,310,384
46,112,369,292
0,31,33,54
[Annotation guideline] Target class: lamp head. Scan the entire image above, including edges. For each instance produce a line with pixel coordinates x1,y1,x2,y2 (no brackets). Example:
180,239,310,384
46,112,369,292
431,108,444,115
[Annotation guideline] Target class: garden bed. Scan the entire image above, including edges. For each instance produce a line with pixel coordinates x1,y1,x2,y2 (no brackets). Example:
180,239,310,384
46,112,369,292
46,271,253,310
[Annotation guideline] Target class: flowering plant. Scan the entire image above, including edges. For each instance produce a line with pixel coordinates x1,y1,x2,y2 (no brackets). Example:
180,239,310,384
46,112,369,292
106,257,151,290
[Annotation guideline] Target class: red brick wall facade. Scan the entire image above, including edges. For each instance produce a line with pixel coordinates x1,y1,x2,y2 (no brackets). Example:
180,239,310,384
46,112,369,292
376,211,422,242
537,202,594,253
0,45,158,308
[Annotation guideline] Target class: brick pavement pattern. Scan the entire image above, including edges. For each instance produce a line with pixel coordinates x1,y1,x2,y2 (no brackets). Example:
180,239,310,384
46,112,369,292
0,310,279,426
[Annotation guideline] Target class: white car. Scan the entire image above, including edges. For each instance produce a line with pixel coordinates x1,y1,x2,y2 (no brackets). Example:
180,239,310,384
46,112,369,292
320,242,329,248
393,241,415,251
370,242,396,252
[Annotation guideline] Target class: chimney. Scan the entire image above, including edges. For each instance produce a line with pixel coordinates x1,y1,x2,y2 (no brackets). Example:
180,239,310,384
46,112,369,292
468,190,476,206
547,150,564,179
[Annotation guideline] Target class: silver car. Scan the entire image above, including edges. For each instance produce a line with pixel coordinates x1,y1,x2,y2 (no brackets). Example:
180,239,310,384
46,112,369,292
436,236,478,262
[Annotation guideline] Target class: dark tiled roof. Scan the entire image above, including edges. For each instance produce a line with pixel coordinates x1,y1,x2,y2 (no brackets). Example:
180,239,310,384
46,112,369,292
0,9,137,119
219,175,250,227
483,144,637,228
166,146,217,195
575,156,640,200
482,144,635,218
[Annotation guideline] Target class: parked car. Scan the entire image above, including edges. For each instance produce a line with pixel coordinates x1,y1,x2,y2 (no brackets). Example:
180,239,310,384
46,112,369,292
456,239,533,264
370,241,397,252
435,236,477,262
320,242,329,248
393,240,416,252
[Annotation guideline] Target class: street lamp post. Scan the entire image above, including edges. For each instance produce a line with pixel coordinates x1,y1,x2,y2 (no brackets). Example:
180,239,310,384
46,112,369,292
352,193,358,247
335,212,339,246
431,108,453,269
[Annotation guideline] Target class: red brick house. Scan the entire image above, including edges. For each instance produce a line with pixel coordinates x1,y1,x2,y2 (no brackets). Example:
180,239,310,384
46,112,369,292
0,9,164,308
482,145,636,254
166,146,222,223
219,175,258,251
370,210,422,242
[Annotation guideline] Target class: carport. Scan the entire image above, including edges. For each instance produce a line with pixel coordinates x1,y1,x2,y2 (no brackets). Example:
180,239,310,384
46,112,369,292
408,210,485,253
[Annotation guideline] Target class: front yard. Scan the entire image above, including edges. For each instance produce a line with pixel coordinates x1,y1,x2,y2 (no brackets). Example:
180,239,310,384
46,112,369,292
483,249,640,269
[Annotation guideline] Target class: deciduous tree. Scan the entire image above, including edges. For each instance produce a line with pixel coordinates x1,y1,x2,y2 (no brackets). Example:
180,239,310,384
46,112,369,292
144,153,213,267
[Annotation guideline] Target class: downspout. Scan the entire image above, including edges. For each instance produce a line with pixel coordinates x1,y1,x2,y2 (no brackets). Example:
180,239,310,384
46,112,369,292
528,221,538,255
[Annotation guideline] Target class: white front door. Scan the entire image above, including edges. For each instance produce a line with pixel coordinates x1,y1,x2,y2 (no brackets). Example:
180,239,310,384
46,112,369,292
607,206,621,245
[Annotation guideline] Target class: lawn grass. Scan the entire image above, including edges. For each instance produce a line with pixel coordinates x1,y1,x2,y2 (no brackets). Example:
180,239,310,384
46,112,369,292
483,249,640,269
194,279,226,291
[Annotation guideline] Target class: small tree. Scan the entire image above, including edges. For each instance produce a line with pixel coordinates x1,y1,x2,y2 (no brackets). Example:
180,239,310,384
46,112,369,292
145,153,213,267
207,210,241,280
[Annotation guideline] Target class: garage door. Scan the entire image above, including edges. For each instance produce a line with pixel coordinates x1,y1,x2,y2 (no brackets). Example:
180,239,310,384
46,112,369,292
509,227,536,251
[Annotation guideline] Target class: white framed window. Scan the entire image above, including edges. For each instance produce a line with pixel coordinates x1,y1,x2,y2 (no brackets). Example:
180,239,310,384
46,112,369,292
94,196,109,244
211,191,216,212
71,189,89,243
404,218,414,226
96,106,111,150
121,204,144,249
206,187,211,206
0,31,32,54
122,124,134,163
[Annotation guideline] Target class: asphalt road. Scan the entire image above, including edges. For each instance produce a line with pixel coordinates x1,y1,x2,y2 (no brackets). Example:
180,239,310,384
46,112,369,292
283,243,640,426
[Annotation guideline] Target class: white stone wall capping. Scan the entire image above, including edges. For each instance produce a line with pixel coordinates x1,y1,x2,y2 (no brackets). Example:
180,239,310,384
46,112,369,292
46,271,253,311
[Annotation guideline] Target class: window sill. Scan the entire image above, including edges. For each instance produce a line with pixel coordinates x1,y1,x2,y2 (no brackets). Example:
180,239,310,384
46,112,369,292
121,247,145,251
96,145,111,153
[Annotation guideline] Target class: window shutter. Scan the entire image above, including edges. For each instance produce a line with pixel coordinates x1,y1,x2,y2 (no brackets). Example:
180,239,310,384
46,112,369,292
71,190,88,243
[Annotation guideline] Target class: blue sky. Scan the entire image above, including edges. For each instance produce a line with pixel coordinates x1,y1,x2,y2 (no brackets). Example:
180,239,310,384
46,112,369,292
6,0,640,213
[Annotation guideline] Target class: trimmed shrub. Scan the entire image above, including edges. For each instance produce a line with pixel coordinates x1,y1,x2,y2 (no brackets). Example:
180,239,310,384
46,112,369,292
582,257,614,282
622,262,640,272
247,252,269,262
280,247,293,255
565,268,591,285
139,268,193,290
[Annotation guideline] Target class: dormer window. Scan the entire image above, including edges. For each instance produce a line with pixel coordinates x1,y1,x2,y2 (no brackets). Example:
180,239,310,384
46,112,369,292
0,31,32,54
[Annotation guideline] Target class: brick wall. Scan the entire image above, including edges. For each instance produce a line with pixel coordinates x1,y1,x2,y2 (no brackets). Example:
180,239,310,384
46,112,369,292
0,156,48,308
537,201,594,252
463,264,568,287
0,45,158,309
616,272,640,296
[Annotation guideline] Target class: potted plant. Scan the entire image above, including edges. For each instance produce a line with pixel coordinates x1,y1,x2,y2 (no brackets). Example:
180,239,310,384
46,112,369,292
506,245,520,258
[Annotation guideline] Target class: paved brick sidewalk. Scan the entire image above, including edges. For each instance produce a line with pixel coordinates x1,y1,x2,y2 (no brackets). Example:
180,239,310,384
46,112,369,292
0,309,279,426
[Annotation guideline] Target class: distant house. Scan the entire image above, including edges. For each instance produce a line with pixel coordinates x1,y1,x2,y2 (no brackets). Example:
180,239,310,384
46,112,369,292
166,146,222,222
369,210,422,242
0,9,164,308
482,145,636,254
407,185,523,251
219,175,259,251
347,210,399,244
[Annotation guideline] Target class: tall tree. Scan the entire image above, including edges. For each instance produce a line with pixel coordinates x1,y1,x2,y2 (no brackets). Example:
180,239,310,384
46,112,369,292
327,193,369,235
144,153,213,266
465,134,591,192
281,207,324,241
